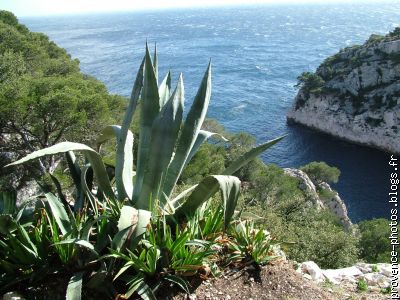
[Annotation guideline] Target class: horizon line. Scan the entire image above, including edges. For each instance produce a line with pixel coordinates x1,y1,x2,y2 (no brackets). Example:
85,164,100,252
9,0,398,18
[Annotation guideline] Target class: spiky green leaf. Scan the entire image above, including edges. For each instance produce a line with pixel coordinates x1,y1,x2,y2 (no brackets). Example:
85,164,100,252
162,62,212,199
66,272,84,300
6,142,114,199
97,125,134,200
185,130,227,167
44,193,71,235
137,74,184,210
175,175,240,230
159,71,172,107
133,44,160,202
222,136,285,175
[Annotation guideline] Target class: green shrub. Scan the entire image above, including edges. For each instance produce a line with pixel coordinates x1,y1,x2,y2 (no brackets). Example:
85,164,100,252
358,218,393,263
317,187,336,200
300,161,340,184
357,278,368,292
296,72,326,96
0,11,126,190
389,27,400,38
281,209,359,269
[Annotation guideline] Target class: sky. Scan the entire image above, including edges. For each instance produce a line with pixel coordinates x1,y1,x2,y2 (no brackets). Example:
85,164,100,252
0,0,392,17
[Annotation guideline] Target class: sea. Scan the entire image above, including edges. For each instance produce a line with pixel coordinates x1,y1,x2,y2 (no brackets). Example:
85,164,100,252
21,3,400,222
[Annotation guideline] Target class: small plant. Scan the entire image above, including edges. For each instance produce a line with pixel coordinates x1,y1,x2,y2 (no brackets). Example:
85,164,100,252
357,278,368,292
295,72,325,97
228,220,278,266
371,265,379,272
381,286,391,294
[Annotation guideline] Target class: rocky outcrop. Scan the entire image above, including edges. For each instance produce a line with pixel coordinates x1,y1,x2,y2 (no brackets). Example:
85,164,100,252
287,28,400,154
298,261,396,291
283,168,323,208
284,168,352,230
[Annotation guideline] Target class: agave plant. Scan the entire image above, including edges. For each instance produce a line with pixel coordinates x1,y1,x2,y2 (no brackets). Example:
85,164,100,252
6,44,283,298
7,44,282,230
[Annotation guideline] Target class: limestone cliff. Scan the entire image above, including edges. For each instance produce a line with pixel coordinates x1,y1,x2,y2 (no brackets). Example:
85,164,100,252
287,28,400,154
284,168,353,230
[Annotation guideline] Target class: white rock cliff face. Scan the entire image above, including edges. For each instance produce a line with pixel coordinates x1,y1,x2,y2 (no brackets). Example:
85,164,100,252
287,31,400,154
284,168,353,230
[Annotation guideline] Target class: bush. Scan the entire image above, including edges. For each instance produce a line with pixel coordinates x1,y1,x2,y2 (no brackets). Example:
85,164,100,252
300,161,340,184
0,11,126,190
358,218,393,263
295,72,325,96
280,209,359,269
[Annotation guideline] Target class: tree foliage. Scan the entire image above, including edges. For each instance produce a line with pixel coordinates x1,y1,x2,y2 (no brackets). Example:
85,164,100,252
358,218,393,263
296,71,325,96
300,161,340,184
0,11,125,188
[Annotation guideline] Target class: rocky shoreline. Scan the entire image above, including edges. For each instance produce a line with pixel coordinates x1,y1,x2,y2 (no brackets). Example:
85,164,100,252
287,28,400,154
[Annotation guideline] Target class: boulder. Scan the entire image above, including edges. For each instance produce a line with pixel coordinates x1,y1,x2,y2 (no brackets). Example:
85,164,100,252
322,266,363,285
300,261,325,283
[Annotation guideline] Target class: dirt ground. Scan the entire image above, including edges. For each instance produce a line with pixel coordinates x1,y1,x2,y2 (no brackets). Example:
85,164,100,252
169,260,389,300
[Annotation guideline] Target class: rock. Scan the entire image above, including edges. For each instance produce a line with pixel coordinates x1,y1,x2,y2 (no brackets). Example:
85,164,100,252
284,168,322,208
300,261,325,282
188,294,197,300
362,272,390,287
375,263,392,277
322,266,363,285
355,262,372,273
287,29,400,154
284,168,352,229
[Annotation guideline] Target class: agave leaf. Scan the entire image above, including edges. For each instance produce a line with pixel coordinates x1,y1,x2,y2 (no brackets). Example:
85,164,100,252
0,214,17,235
121,56,144,141
6,142,114,199
133,209,151,238
112,227,132,252
65,151,83,209
222,136,285,175
136,280,157,300
116,56,144,196
66,272,84,300
49,174,70,209
137,74,184,210
159,71,172,107
164,275,190,294
153,43,158,84
169,185,197,209
97,125,134,200
0,191,16,215
117,205,139,232
54,239,99,256
125,273,155,299
112,206,138,251
133,44,160,203
185,130,227,168
112,207,151,250
175,175,240,230
65,151,82,192
79,166,96,212
44,193,71,235
162,62,212,199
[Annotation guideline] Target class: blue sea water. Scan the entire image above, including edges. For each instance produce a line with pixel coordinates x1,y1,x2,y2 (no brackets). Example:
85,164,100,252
21,3,400,222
